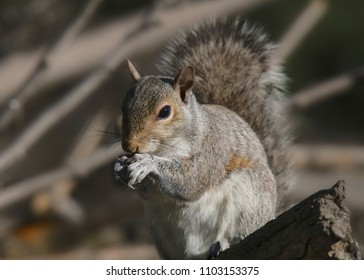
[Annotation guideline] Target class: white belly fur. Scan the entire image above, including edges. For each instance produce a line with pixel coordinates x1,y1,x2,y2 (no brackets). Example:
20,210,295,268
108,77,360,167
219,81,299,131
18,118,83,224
144,171,276,259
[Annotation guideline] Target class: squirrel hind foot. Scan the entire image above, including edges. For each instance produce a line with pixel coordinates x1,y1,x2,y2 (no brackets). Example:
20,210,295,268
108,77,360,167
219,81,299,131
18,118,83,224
207,241,222,259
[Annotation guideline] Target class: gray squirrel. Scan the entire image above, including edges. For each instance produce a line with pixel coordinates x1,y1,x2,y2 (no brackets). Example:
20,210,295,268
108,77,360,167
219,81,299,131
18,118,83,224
114,17,292,259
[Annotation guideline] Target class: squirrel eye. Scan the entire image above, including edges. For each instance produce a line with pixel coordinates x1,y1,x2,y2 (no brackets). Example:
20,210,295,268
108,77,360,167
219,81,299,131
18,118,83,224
157,105,171,120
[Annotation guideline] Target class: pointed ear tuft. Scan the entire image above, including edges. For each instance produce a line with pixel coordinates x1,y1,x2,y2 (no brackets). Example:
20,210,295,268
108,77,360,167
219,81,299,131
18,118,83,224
172,66,195,103
127,59,141,81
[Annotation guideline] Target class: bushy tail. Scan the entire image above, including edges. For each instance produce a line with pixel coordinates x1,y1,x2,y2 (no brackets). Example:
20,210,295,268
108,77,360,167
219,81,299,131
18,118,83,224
158,17,292,211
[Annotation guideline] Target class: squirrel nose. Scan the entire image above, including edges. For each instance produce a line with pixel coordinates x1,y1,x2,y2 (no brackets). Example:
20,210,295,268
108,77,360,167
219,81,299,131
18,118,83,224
122,140,139,154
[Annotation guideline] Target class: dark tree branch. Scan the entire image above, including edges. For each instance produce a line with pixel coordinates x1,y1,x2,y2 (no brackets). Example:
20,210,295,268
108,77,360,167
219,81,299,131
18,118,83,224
217,181,361,260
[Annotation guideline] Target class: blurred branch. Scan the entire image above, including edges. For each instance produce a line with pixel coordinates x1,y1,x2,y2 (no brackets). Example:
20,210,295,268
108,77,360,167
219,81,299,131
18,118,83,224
0,53,117,172
0,0,159,173
0,0,274,173
291,144,364,170
53,0,105,53
0,144,121,211
31,107,112,224
273,0,328,63
0,0,105,133
288,66,364,109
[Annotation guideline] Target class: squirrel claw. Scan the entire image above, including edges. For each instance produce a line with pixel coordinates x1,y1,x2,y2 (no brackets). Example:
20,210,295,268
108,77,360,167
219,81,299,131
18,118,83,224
114,161,124,180
207,241,221,259
114,158,129,187
127,157,154,186
127,183,136,190
114,161,136,189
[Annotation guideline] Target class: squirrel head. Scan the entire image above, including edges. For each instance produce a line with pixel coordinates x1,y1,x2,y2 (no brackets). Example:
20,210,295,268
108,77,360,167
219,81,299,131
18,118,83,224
121,59,195,156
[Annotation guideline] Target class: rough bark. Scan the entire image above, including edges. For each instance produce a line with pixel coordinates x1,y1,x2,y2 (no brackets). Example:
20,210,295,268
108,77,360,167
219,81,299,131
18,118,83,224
217,180,361,260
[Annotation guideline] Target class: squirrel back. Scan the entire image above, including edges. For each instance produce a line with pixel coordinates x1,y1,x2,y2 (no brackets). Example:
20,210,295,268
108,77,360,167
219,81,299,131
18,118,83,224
158,17,292,211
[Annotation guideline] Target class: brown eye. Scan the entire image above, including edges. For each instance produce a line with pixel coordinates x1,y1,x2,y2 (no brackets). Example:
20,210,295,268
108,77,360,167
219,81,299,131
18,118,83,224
157,105,171,120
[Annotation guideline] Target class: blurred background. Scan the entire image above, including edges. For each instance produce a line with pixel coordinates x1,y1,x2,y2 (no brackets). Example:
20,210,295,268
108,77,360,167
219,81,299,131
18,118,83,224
0,0,363,259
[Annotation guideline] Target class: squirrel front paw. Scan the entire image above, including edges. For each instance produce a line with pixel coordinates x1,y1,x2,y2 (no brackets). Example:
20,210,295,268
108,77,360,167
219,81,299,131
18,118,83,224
115,154,157,188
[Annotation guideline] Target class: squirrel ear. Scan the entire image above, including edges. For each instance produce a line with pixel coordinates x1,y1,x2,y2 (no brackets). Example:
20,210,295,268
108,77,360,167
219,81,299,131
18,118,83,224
126,59,141,81
172,66,195,103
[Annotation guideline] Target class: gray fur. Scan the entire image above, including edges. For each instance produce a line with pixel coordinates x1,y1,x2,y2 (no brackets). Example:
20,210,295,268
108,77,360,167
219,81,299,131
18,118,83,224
158,17,292,210
116,17,292,259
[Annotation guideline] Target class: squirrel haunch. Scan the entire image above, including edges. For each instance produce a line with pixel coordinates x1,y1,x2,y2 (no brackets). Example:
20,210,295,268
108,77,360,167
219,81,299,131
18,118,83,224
116,17,292,259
